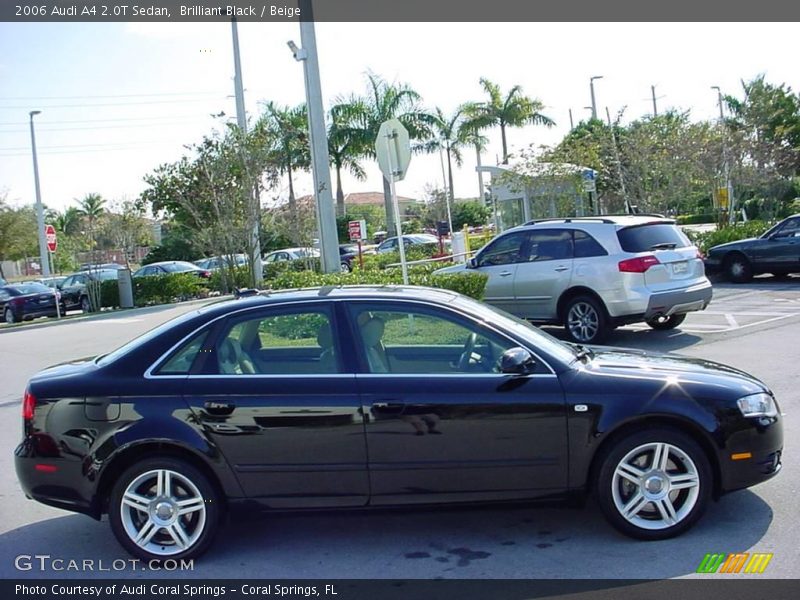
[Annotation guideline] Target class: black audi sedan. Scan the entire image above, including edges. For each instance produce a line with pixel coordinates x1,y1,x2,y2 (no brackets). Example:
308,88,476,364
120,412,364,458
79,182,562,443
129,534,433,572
1,282,63,324
15,286,782,560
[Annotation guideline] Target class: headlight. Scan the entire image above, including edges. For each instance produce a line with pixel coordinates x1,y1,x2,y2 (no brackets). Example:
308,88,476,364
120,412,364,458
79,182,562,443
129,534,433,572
737,393,778,418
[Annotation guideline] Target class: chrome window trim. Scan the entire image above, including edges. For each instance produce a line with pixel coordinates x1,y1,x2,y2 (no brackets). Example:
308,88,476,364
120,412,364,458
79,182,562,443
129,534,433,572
143,295,560,379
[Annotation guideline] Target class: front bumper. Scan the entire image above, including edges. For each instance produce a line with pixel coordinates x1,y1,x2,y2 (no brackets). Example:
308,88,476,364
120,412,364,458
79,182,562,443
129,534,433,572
643,281,713,320
719,415,783,494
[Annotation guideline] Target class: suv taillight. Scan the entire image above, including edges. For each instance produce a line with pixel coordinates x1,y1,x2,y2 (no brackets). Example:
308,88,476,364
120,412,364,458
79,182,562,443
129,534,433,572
618,255,661,273
22,388,36,421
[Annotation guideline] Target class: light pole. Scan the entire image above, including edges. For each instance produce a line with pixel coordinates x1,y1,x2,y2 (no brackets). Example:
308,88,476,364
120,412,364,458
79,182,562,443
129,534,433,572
288,0,340,273
712,85,734,223
230,18,263,286
29,110,50,277
590,75,603,120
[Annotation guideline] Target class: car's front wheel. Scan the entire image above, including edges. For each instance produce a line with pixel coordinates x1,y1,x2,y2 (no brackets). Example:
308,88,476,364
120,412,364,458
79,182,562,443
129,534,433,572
724,253,753,283
109,458,221,561
646,314,687,330
596,428,711,540
80,296,92,313
563,295,608,344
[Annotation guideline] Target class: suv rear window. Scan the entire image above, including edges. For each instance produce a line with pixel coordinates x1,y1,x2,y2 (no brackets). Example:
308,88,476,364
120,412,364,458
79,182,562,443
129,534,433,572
617,223,690,253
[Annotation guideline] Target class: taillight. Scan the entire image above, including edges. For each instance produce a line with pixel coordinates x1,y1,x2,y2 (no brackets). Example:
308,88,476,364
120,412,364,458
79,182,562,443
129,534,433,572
618,255,661,273
201,270,211,278
22,388,36,421
10,297,25,307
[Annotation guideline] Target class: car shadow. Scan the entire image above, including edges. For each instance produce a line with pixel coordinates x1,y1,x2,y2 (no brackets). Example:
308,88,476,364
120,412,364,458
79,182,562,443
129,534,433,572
0,490,773,579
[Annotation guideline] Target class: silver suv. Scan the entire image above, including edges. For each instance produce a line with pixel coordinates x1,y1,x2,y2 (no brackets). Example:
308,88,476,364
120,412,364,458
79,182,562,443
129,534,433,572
436,215,712,343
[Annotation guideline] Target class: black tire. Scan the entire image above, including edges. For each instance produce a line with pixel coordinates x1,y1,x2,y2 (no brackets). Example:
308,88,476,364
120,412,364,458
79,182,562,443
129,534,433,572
563,295,608,344
340,262,351,273
595,427,712,540
724,253,753,283
4,308,17,324
108,457,221,561
80,296,92,313
646,314,687,331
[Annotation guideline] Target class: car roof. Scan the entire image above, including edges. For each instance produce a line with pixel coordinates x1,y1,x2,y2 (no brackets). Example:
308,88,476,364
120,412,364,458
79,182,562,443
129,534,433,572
520,214,674,230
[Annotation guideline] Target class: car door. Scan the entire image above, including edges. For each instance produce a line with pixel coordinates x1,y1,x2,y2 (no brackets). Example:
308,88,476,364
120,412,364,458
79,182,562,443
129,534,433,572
60,274,86,309
470,230,529,315
180,303,368,508
513,229,575,319
346,301,568,505
756,217,800,272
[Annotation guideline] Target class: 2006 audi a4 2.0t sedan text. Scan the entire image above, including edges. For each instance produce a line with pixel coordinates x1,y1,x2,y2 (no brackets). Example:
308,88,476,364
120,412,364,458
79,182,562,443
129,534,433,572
15,286,783,560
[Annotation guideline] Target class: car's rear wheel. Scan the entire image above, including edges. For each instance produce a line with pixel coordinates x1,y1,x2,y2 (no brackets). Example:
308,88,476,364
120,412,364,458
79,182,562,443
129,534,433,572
4,308,17,324
80,296,92,313
109,458,220,561
596,428,711,540
340,262,351,273
563,295,608,344
724,254,753,283
646,314,687,330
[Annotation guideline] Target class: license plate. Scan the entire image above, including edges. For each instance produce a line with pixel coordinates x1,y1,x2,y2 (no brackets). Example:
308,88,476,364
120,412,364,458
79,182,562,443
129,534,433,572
671,261,688,275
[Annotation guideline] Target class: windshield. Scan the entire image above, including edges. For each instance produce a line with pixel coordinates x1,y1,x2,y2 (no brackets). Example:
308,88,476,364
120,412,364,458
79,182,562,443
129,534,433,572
453,295,576,366
617,223,691,252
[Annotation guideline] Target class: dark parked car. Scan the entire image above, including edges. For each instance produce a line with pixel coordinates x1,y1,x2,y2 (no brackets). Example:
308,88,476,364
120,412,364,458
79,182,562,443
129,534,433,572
16,287,782,561
34,276,67,290
60,269,119,313
133,261,210,279
376,234,443,254
705,214,800,282
338,244,375,272
1,282,63,324
79,263,125,271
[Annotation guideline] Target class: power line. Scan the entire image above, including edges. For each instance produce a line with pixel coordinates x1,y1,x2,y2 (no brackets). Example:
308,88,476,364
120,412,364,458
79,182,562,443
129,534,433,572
0,91,227,101
0,98,229,109
0,114,216,126
0,139,187,152
0,118,213,133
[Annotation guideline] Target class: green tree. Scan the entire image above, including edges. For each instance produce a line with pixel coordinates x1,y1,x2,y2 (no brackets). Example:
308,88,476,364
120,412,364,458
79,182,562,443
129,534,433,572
76,193,106,262
426,106,485,202
467,78,554,164
451,199,491,230
328,100,368,216
0,194,38,278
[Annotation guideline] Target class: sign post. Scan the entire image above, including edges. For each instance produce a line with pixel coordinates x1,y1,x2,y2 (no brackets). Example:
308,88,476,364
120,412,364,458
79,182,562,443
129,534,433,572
348,219,367,269
44,224,60,318
375,119,412,285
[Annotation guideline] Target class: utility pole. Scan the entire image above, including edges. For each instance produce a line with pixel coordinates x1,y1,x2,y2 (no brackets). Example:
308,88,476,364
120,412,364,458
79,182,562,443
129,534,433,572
568,108,574,130
651,85,658,117
29,110,50,277
590,75,603,120
291,0,340,273
712,86,735,224
231,18,263,285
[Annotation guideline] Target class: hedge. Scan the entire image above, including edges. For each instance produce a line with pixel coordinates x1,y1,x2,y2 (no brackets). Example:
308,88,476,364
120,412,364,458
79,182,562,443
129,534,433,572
268,266,488,301
676,213,716,225
685,220,774,253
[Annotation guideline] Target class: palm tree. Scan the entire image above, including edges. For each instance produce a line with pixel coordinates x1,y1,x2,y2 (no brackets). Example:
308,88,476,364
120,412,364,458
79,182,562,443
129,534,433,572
53,206,82,236
328,99,368,217
467,78,555,164
348,73,435,233
76,193,105,258
427,106,487,202
259,102,310,236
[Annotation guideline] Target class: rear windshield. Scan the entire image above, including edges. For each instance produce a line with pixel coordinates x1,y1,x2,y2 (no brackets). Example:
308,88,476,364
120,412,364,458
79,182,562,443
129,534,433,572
162,262,195,273
617,223,691,253
10,283,51,295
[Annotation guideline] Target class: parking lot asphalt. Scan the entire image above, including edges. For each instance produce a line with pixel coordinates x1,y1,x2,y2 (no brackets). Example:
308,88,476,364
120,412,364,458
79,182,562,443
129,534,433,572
0,278,797,579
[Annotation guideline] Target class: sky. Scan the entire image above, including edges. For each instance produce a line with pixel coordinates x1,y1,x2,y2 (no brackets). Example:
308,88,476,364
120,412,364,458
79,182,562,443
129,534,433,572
1,22,799,215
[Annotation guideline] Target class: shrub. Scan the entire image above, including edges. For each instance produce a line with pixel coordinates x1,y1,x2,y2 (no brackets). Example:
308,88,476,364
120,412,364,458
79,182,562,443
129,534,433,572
268,265,488,301
208,267,252,294
134,273,204,306
100,279,120,308
676,213,716,225
688,220,774,253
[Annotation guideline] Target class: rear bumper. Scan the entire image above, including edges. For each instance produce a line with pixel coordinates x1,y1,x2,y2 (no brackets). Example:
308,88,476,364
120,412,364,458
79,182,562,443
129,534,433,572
643,281,713,320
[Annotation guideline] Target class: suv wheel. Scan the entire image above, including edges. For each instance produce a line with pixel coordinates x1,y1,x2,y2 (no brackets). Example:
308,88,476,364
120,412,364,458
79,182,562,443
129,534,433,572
80,296,92,313
724,254,753,283
646,314,687,330
596,427,711,540
109,457,221,561
564,295,608,344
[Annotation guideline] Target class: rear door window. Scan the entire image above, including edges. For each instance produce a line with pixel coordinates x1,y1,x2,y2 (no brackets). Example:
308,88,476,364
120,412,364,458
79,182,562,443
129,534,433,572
573,230,608,258
617,223,691,253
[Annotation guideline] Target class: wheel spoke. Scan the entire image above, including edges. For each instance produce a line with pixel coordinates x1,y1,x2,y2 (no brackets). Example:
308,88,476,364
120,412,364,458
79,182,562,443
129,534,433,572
134,519,159,547
616,462,645,485
165,522,191,549
669,472,699,490
122,491,151,513
654,497,678,525
651,443,670,471
157,470,171,497
176,497,205,515
622,491,648,519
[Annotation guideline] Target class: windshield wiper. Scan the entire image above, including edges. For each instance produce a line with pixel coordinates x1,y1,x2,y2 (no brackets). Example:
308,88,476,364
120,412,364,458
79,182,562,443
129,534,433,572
649,242,677,250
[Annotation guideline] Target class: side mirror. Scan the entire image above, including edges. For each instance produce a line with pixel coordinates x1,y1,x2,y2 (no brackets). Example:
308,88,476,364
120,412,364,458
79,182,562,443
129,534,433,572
500,347,536,375
467,257,478,269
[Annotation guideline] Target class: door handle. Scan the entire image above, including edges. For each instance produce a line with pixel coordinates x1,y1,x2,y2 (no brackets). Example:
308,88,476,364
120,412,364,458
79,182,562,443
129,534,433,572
499,270,512,277
554,266,570,272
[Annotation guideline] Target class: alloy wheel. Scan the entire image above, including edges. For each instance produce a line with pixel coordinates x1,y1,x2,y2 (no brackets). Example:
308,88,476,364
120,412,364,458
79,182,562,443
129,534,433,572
567,301,599,342
119,469,207,556
4,309,15,324
611,442,700,531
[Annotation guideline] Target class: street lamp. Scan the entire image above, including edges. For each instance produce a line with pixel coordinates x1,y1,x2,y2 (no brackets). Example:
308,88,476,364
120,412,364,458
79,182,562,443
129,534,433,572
29,110,51,277
590,75,604,120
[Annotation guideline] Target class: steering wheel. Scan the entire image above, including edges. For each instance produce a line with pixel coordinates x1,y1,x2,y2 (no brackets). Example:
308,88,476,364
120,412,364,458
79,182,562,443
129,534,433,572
457,332,478,371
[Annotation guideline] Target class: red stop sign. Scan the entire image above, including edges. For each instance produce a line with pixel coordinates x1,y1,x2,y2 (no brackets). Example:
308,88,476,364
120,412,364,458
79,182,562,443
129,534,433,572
45,224,57,253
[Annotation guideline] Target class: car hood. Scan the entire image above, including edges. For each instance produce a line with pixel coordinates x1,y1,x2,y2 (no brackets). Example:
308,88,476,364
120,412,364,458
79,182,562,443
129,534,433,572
582,346,768,395
709,237,760,252
434,263,468,275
